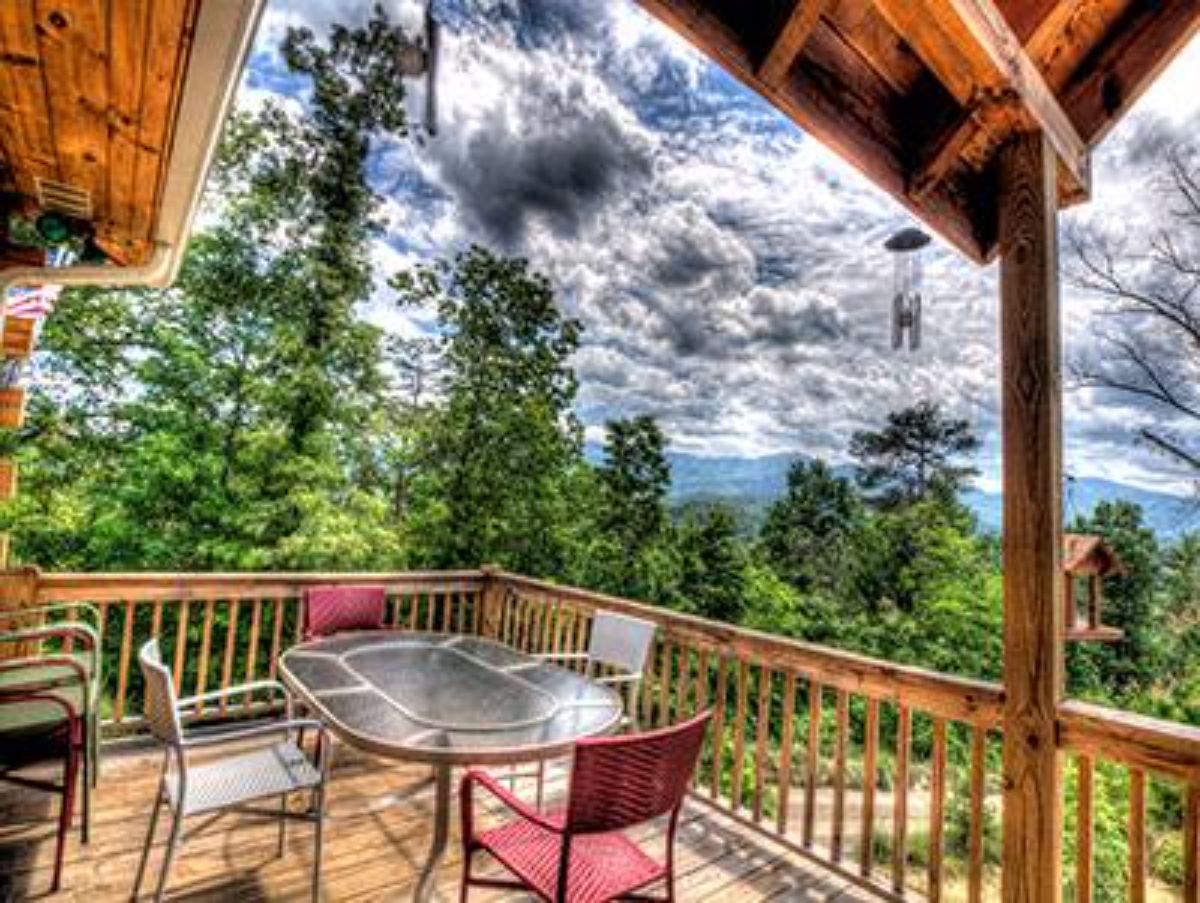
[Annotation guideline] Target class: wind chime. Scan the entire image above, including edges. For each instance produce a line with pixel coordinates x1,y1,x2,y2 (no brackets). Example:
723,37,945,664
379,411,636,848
394,1,441,136
884,227,931,351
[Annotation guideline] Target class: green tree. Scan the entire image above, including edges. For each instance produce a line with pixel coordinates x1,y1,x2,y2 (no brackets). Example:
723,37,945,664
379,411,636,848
392,246,584,575
675,504,748,622
591,416,673,597
759,459,866,597
849,401,980,509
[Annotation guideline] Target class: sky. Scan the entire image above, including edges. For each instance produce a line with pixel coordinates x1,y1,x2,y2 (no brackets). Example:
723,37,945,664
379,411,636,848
237,0,1200,495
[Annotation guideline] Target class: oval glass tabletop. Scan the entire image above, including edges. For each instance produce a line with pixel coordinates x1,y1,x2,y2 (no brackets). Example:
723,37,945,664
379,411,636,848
279,632,623,765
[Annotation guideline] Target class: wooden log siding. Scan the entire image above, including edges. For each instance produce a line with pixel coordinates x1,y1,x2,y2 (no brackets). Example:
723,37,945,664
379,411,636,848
24,567,1200,901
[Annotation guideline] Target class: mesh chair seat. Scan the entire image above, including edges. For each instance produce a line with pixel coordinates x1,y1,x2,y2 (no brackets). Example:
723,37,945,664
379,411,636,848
0,687,84,747
478,818,664,903
166,740,322,816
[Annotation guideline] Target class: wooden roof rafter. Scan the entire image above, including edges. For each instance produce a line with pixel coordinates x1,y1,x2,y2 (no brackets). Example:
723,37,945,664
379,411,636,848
636,0,1200,263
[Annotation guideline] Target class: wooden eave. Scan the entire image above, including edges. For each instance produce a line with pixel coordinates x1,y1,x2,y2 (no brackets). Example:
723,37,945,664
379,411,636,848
635,0,1200,262
0,1,202,270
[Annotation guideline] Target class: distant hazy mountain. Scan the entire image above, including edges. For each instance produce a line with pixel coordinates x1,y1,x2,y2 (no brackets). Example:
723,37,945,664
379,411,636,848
585,444,1198,539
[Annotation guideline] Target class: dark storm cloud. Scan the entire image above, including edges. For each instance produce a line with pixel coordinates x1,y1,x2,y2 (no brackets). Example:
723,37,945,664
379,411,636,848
431,89,653,246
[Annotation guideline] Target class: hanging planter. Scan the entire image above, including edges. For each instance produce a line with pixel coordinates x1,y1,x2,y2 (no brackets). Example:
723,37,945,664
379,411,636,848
0,388,27,428
0,459,17,500
1,317,36,359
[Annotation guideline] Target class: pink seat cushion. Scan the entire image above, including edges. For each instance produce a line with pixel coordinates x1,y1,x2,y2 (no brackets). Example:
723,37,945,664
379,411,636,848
303,586,387,639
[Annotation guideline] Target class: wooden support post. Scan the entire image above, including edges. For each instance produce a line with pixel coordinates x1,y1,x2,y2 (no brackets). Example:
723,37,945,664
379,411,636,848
479,565,504,639
998,129,1064,903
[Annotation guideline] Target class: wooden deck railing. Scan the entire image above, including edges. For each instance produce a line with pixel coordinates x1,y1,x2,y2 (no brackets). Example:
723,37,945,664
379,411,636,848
16,568,1200,900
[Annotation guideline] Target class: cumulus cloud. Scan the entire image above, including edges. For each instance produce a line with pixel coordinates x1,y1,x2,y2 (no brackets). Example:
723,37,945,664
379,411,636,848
240,0,1200,494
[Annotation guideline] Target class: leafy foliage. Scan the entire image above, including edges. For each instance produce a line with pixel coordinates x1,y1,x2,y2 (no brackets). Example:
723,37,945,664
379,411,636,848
849,400,980,509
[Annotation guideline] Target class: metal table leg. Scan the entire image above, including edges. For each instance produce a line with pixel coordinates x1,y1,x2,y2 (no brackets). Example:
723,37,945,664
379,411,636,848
414,764,452,902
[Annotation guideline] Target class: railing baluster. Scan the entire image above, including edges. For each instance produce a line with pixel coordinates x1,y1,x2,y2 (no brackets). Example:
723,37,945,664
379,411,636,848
730,659,749,812
969,726,987,903
1075,754,1095,903
194,600,215,714
267,597,285,680
472,590,483,635
832,689,849,861
425,592,438,632
244,598,262,708
861,697,880,877
407,592,419,631
753,666,772,823
171,599,189,694
893,703,911,895
113,600,136,723
709,656,728,800
1186,783,1199,903
151,599,163,640
929,717,947,901
776,671,797,835
677,645,692,717
220,599,239,716
803,680,823,848
441,591,453,632
657,640,673,728
1130,768,1147,903
642,637,658,720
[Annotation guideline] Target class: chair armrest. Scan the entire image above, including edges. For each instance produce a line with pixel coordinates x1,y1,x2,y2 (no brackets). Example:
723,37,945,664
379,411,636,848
0,623,98,652
461,768,564,835
0,603,101,628
183,717,327,749
596,671,641,686
176,680,293,712
535,652,589,662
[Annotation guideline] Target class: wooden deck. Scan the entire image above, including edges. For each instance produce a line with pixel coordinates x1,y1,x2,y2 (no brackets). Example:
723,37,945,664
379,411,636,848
0,739,879,902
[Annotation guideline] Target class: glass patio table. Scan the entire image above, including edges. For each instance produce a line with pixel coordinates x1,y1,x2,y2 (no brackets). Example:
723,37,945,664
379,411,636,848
279,631,623,901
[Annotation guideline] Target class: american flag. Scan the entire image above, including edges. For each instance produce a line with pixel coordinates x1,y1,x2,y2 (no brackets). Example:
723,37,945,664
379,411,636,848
4,246,72,320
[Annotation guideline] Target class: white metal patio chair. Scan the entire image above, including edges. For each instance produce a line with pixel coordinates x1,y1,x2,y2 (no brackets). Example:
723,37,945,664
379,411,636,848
132,639,331,902
524,610,657,807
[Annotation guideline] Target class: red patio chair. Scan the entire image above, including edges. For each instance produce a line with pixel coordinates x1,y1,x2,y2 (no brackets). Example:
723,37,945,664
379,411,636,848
460,711,711,903
302,584,387,639
0,689,85,894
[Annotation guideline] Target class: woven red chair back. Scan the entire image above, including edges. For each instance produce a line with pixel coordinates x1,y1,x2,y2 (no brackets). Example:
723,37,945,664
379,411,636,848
303,585,387,639
564,711,711,835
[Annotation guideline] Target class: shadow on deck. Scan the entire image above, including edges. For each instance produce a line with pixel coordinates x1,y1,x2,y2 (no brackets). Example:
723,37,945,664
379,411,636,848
0,740,878,902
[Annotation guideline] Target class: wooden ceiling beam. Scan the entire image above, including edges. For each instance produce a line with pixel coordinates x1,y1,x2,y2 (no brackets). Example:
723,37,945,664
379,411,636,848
636,0,990,261
757,0,828,87
946,0,1089,191
878,0,1091,204
1063,0,1200,148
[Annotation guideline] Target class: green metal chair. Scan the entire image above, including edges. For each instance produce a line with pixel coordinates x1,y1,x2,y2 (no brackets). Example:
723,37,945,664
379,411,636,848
0,604,102,802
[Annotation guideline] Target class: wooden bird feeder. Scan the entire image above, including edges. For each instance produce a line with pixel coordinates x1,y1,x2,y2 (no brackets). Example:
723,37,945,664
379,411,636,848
1063,533,1126,643
1,318,36,359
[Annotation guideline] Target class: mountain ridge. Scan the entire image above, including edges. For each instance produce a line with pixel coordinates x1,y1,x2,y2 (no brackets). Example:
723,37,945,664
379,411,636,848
584,444,1198,538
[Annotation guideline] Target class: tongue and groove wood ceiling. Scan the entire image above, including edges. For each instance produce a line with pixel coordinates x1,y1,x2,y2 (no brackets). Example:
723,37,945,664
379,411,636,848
636,0,1200,262
0,1,200,269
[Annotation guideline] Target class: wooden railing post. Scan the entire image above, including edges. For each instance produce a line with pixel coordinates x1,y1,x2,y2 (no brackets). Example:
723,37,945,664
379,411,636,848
0,565,41,658
998,129,1065,903
479,565,505,639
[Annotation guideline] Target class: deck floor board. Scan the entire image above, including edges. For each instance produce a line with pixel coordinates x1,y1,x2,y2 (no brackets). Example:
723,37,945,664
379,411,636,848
1,740,872,901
